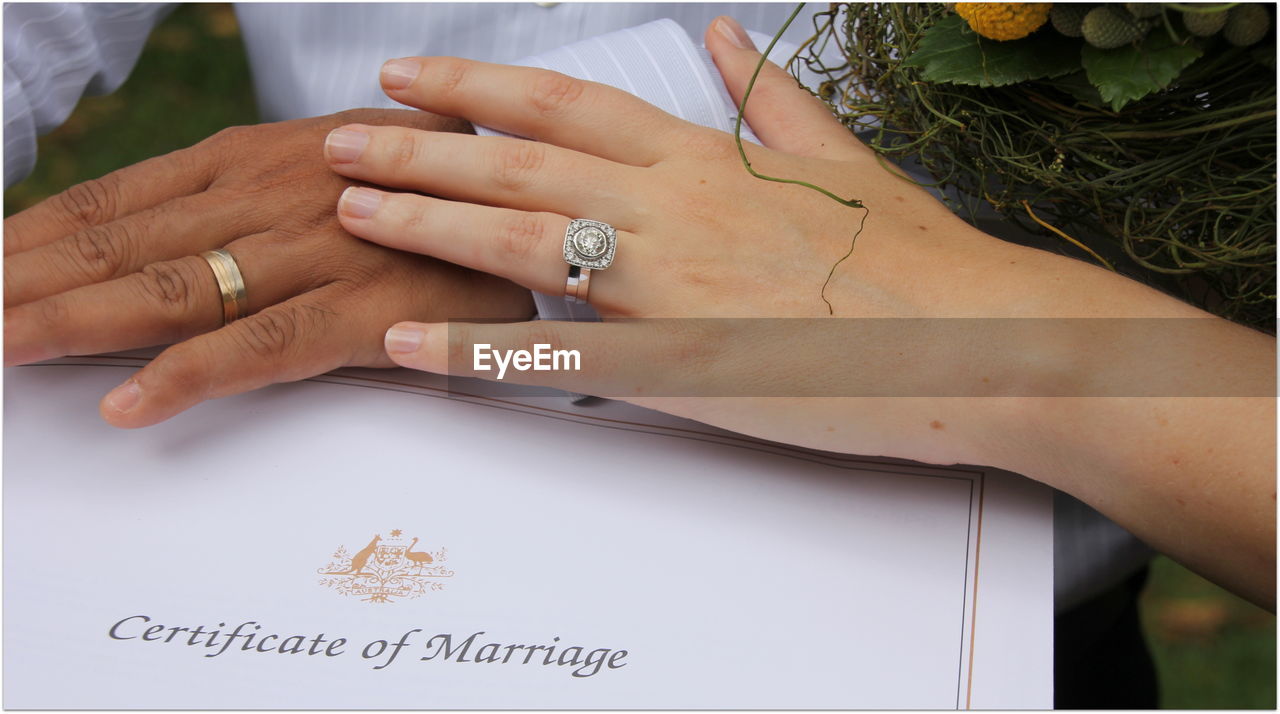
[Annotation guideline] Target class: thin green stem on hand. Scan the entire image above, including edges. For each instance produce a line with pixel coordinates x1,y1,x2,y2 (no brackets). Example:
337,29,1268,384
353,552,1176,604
734,2,869,315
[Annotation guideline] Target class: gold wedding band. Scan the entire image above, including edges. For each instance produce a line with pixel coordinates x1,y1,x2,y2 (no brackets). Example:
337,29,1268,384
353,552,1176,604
200,249,247,325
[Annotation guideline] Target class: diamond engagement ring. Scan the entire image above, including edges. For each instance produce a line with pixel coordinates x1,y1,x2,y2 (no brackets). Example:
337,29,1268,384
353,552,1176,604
562,219,617,305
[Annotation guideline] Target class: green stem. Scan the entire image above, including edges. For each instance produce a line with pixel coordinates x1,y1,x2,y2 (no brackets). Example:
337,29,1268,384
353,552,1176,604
734,2,869,315
1103,110,1276,139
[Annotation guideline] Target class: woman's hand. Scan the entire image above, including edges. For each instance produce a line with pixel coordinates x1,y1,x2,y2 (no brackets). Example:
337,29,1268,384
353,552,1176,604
326,25,1213,324
325,51,1000,319
4,109,535,428
326,17,1274,608
322,17,1215,434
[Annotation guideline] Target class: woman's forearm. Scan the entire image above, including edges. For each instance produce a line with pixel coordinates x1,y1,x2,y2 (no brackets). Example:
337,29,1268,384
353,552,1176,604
837,234,1279,607
991,394,1275,609
971,249,1277,609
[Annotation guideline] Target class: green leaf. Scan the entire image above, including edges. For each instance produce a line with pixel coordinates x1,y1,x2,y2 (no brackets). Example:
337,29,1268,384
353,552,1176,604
1082,31,1203,111
1054,71,1106,106
903,15,1082,87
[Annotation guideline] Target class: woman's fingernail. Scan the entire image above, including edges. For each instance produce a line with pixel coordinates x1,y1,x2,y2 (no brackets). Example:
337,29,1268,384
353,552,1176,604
715,16,755,50
339,187,382,219
326,127,370,163
103,380,141,414
381,59,421,89
385,324,424,354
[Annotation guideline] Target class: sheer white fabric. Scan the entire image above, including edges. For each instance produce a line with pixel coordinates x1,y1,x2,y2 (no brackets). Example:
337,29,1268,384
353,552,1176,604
3,2,174,186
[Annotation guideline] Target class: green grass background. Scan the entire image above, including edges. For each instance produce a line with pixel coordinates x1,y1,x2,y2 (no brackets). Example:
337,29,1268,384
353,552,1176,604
3,5,1276,708
4,4,258,213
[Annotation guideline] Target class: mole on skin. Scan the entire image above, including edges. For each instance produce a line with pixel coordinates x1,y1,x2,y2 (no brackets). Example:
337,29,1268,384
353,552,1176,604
929,420,945,430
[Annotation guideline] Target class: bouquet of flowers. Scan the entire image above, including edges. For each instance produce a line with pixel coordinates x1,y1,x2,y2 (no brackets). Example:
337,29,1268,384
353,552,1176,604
793,3,1275,329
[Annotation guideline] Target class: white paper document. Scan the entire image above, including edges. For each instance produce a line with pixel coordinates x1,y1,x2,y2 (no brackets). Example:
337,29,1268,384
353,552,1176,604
4,357,1053,708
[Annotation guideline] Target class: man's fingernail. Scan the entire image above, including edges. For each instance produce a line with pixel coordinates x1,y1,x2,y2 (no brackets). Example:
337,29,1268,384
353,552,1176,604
339,187,382,219
385,324,424,354
381,59,421,89
326,127,370,163
103,380,141,414
714,16,755,50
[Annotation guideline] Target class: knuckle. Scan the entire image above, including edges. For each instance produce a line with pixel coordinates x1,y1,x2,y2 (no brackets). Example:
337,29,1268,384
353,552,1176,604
159,144,219,191
57,178,117,228
35,294,70,329
450,326,471,363
299,232,369,282
433,58,469,98
390,132,421,173
4,215,34,253
234,310,298,361
517,324,561,353
492,141,546,192
447,326,471,367
232,303,333,363
394,199,428,232
210,124,250,146
204,125,252,171
527,71,585,118
492,213,545,263
136,260,203,315
64,225,129,280
3,260,17,296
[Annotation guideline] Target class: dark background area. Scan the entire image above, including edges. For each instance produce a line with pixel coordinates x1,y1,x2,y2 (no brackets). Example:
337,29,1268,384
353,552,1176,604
3,5,1275,707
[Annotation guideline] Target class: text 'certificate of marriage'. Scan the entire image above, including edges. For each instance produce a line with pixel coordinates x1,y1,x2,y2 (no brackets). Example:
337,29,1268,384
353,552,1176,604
4,357,1053,708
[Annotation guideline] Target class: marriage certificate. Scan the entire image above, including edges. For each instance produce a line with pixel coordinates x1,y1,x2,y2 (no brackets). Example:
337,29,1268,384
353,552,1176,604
4,357,1053,708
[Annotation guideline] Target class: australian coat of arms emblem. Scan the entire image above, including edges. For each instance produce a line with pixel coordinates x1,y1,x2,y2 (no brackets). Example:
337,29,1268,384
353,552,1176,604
317,529,453,603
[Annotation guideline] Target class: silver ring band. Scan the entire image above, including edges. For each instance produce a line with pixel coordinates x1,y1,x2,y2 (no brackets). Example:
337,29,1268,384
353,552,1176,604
564,265,591,305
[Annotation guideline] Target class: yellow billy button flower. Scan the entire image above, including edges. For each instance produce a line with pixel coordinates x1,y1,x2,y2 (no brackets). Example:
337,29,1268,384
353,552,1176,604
955,2,1053,41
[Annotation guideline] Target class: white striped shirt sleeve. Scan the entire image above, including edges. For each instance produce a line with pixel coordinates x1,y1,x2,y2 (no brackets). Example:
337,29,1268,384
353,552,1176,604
3,2,174,187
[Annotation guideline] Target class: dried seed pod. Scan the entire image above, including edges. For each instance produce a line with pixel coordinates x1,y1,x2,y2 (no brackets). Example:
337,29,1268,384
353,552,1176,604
1082,6,1146,48
1224,4,1270,46
1183,8,1228,36
1124,3,1164,19
1051,3,1091,36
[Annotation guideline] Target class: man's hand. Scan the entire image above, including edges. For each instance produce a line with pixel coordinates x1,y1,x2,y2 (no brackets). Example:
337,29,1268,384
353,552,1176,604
4,108,536,427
